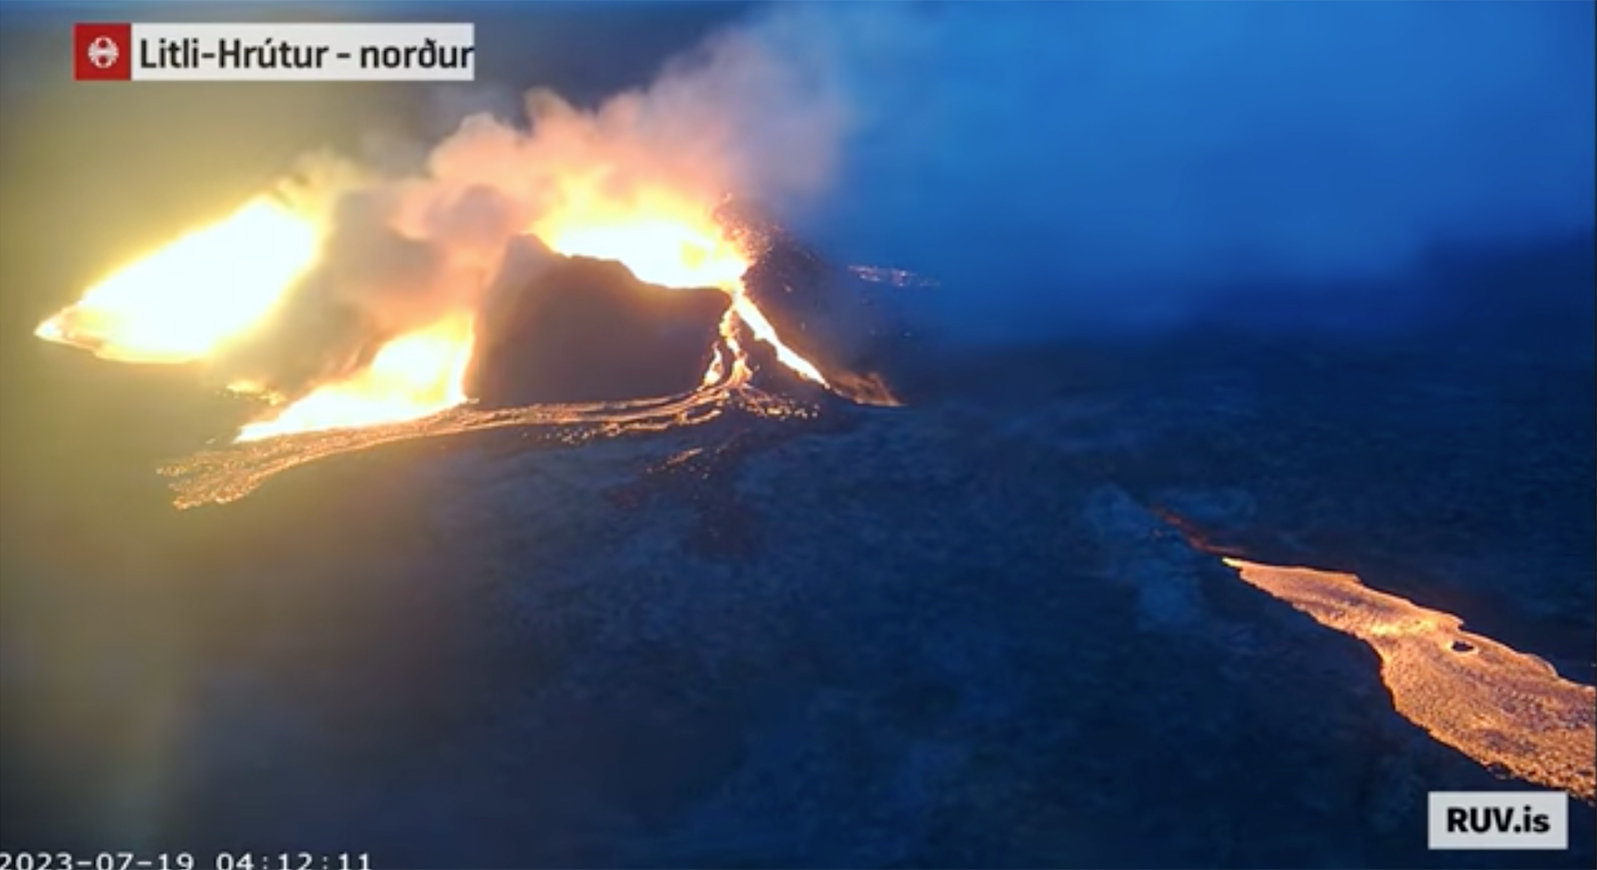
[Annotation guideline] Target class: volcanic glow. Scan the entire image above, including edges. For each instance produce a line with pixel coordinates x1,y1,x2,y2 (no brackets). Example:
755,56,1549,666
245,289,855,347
527,182,830,388
34,197,321,364
534,193,751,291
530,189,829,386
26,15,894,507
35,184,831,445
236,312,477,442
32,35,876,500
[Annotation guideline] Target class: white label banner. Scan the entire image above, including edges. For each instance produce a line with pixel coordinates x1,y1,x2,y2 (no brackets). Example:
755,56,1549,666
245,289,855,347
130,23,475,82
1428,791,1569,850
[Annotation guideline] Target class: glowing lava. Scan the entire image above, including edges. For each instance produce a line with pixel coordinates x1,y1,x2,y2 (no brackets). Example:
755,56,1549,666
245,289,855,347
1223,557,1596,801
531,189,829,387
236,313,476,442
34,197,320,364
731,294,826,384
36,188,833,445
536,210,749,290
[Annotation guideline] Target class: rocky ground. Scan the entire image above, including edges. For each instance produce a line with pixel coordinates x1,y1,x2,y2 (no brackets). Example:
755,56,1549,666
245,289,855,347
2,330,1593,868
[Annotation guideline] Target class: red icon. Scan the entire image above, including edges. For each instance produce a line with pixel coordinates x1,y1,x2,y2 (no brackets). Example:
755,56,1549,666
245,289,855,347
74,23,132,81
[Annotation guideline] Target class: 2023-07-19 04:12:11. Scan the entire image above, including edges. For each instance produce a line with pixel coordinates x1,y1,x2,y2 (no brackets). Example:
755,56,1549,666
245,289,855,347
0,854,374,870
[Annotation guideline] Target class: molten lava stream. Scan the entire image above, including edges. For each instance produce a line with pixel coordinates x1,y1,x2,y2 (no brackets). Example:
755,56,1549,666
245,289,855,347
36,187,847,507
1223,557,1596,801
235,313,478,442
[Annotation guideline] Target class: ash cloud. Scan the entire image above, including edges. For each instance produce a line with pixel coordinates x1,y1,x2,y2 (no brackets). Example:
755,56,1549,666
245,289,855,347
761,1,1596,342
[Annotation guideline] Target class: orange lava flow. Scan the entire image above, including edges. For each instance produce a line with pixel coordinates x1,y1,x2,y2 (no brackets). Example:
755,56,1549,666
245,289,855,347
531,196,830,390
236,313,477,442
34,197,322,364
1223,557,1596,801
35,192,837,445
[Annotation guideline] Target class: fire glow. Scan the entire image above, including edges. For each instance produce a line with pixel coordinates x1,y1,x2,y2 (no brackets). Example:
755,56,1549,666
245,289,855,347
234,311,478,442
34,197,322,364
36,35,872,504
35,185,830,443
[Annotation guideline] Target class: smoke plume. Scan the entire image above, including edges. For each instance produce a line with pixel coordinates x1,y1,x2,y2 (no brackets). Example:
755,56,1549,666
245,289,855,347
122,0,1597,400
216,7,850,399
